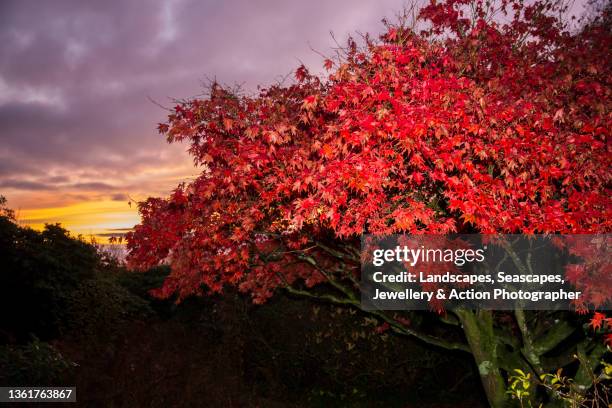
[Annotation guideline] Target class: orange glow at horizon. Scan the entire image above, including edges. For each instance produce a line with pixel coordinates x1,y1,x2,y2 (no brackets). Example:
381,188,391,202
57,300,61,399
15,200,140,243
3,150,198,243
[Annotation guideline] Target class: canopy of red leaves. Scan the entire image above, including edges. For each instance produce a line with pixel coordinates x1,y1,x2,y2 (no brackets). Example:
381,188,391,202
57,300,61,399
127,0,611,305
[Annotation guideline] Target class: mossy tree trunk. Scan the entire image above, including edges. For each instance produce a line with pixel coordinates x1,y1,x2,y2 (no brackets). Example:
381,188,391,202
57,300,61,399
456,308,508,408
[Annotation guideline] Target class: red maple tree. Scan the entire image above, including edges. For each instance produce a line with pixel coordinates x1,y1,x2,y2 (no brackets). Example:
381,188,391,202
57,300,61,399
128,1,611,406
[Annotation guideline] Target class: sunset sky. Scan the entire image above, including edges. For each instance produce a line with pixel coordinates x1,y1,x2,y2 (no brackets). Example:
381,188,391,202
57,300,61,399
0,0,410,241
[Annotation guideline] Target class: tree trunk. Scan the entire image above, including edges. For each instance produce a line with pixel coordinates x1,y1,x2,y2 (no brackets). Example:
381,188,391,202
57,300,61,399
456,309,507,408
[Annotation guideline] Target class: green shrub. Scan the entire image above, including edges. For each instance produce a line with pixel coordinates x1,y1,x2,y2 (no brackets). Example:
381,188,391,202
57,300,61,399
63,273,152,337
0,337,73,386
0,219,98,341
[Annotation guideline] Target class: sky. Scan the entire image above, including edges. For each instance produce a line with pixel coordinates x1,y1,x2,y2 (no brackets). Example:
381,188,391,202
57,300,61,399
0,0,409,242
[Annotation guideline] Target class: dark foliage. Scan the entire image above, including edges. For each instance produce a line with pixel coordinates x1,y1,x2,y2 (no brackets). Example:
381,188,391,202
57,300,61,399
0,197,484,406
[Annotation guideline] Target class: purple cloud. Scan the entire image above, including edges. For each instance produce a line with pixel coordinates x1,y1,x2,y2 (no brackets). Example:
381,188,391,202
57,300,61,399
0,0,409,212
